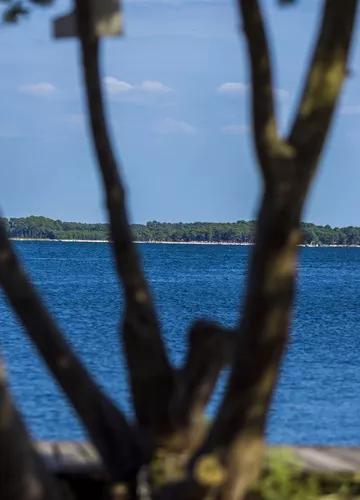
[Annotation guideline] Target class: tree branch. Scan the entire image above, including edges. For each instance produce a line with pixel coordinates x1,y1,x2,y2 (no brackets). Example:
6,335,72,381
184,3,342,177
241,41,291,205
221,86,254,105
0,355,62,500
188,190,302,500
238,0,287,181
169,321,234,452
288,0,358,168
185,4,358,499
0,221,142,482
74,0,174,443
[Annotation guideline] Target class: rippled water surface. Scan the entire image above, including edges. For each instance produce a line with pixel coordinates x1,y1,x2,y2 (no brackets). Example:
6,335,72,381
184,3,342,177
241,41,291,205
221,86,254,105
1,242,360,444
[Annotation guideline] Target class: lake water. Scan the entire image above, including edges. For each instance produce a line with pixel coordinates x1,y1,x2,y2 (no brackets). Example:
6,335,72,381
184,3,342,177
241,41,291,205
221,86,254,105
1,242,360,445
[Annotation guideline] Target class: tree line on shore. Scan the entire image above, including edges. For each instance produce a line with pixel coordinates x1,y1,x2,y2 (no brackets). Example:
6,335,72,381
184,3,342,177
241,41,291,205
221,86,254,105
3,215,360,245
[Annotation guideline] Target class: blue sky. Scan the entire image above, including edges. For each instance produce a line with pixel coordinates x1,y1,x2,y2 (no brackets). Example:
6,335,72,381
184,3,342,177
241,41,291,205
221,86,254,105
1,0,360,226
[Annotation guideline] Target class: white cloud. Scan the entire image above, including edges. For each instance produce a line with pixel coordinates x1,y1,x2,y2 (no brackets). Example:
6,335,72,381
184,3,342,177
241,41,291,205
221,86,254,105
103,77,174,95
222,124,249,135
218,82,289,101
103,77,133,94
155,117,196,135
138,80,173,93
18,82,56,95
217,82,249,95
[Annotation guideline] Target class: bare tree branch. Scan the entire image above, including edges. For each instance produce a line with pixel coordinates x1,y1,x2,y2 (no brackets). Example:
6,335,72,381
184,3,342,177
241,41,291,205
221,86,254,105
74,0,174,444
183,2,358,500
0,221,142,482
188,192,301,500
169,321,234,452
0,355,62,500
288,0,358,169
238,0,288,181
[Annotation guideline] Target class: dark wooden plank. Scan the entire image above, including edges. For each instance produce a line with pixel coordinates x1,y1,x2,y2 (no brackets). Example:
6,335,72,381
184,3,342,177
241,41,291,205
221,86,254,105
290,447,360,473
35,441,59,471
54,441,100,474
295,448,350,472
79,442,102,468
34,442,360,475
326,448,360,470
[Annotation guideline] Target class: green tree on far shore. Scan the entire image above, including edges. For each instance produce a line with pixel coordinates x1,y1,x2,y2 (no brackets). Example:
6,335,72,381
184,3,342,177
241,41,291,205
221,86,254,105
4,215,360,246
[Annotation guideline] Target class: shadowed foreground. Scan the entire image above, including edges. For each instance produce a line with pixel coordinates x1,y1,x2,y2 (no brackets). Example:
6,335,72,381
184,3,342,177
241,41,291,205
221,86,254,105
33,442,360,500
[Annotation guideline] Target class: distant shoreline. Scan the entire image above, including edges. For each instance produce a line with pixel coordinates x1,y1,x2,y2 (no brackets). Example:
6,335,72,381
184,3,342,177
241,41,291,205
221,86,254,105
10,238,252,245
9,238,360,248
6,216,360,247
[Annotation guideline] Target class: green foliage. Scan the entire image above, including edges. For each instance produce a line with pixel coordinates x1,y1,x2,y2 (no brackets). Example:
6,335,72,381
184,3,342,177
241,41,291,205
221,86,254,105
0,0,53,23
2,216,110,241
133,220,258,244
3,216,360,245
254,450,358,500
255,450,320,500
133,221,360,246
2,1,28,22
29,0,53,4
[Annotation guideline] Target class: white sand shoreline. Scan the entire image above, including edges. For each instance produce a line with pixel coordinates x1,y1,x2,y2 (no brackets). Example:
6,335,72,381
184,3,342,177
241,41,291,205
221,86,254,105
10,238,251,245
9,238,360,248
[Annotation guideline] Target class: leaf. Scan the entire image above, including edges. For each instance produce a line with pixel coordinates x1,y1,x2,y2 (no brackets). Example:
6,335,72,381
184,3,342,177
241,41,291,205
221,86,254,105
2,2,29,23
28,0,54,5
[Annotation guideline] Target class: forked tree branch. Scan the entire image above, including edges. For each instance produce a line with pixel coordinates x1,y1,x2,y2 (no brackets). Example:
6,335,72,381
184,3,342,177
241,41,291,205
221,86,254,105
288,0,358,172
0,221,142,482
182,2,358,500
0,356,62,500
188,194,302,500
169,321,234,452
74,0,174,444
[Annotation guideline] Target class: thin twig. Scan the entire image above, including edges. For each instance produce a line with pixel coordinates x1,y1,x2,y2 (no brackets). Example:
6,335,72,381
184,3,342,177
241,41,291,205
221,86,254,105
74,0,174,443
0,221,142,482
288,0,358,169
169,321,234,451
238,0,281,181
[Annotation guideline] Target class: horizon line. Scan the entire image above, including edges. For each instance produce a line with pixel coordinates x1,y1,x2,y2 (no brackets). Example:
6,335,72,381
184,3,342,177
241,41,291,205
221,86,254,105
2,214,360,230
